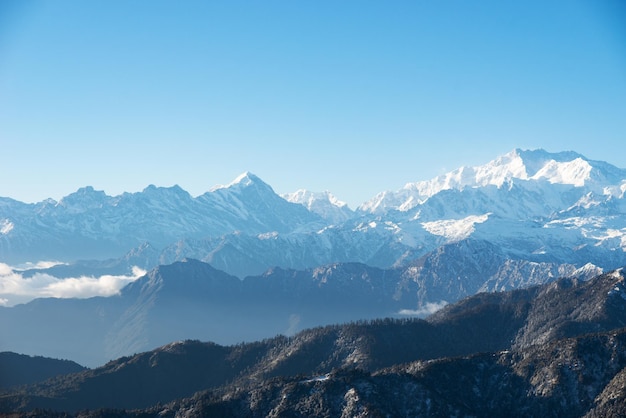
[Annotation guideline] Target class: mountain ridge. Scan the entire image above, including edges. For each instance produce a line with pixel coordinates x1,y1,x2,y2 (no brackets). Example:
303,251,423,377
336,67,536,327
1,148,625,324
359,148,626,213
0,253,601,367
3,267,626,416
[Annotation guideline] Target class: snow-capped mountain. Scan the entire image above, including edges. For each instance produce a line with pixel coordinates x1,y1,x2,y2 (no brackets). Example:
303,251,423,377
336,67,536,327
1,148,625,282
282,189,354,224
359,149,626,213
348,148,626,275
2,149,626,367
0,173,322,263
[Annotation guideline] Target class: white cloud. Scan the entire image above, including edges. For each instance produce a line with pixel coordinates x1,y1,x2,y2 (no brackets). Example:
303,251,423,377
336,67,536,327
398,301,448,317
0,263,12,275
12,260,67,270
0,263,146,306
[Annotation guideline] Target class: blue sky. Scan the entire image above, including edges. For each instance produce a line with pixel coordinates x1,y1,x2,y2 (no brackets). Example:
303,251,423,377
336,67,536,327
1,0,625,208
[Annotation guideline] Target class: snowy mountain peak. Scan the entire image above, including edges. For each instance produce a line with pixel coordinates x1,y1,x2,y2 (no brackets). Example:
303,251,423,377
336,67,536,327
513,149,585,176
422,148,611,190
360,149,626,213
59,186,107,201
531,157,592,186
282,189,354,224
519,149,626,189
229,171,258,187
283,190,348,209
141,184,190,196
56,186,109,212
210,172,270,192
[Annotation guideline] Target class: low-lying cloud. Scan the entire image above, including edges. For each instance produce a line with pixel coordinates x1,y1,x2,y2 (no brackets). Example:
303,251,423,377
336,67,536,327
0,263,146,306
398,301,448,317
11,260,67,270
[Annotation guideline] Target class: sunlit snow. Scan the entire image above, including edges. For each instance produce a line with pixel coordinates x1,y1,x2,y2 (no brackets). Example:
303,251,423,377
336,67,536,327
211,171,256,190
530,158,592,186
0,219,13,235
421,213,491,240
258,231,279,240
283,189,348,208
359,149,626,214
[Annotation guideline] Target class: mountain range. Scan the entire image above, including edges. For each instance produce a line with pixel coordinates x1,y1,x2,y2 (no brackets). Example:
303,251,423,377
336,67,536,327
0,252,600,368
2,267,626,417
2,149,626,415
2,149,625,280
1,148,625,367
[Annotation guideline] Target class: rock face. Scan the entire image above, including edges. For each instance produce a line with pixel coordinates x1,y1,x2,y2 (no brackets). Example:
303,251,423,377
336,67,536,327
2,268,626,417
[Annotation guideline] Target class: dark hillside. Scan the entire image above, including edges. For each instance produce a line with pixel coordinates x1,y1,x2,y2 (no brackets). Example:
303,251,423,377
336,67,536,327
0,353,85,390
2,268,626,416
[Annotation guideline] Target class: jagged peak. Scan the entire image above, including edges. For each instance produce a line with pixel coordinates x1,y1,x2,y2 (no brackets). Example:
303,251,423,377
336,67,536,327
141,184,189,196
210,171,273,192
283,189,349,209
59,186,107,200
360,148,626,213
56,186,109,209
513,148,586,176
421,148,613,190
229,171,259,187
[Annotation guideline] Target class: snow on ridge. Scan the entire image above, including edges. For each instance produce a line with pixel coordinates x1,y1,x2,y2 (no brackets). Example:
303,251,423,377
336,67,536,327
530,158,592,186
405,149,594,198
573,262,603,279
283,189,348,209
567,192,601,211
547,216,626,250
359,148,626,214
412,149,527,191
1,219,13,235
421,213,491,241
258,231,279,240
610,267,624,280
359,149,530,213
283,189,354,224
211,171,259,191
357,190,401,213
607,268,626,299
229,171,256,187
326,192,348,208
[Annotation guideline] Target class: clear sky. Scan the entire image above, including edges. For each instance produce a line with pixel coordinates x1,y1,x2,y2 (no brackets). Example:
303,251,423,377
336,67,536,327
1,0,625,208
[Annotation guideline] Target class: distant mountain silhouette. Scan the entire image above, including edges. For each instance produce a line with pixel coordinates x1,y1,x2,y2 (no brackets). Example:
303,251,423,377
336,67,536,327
0,352,85,389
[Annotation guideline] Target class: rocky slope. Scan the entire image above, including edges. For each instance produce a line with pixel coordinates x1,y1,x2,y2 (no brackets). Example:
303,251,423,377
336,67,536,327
2,268,626,416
